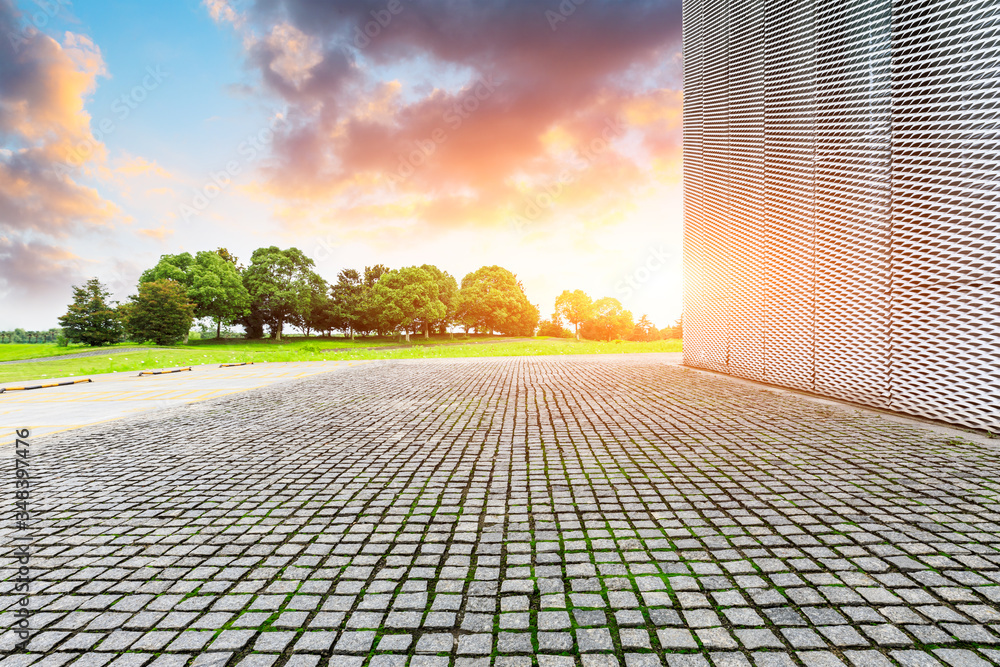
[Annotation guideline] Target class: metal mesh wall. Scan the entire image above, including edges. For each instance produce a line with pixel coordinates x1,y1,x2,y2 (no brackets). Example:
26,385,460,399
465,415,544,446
683,0,1000,432
814,0,893,408
763,0,816,393
727,0,767,383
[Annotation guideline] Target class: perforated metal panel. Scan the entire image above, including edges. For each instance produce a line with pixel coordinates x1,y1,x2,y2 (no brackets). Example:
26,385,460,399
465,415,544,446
683,0,723,372
683,0,1000,432
727,0,766,382
763,0,816,392
814,0,893,407
889,0,1000,429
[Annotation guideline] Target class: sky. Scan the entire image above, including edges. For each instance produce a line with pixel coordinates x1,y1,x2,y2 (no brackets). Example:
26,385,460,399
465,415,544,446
0,0,684,331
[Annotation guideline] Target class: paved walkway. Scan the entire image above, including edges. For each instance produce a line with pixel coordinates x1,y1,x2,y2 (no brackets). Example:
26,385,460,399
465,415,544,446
0,361,364,439
2,354,1000,667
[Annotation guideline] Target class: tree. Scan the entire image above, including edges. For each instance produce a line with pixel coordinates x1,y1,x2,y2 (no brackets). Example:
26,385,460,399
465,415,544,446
215,247,239,266
580,297,634,341
58,279,123,346
417,264,458,337
455,266,539,336
357,264,392,335
121,280,197,345
630,314,661,342
295,271,329,336
140,252,195,286
189,251,251,339
555,289,594,340
330,269,365,338
372,267,446,342
242,246,316,340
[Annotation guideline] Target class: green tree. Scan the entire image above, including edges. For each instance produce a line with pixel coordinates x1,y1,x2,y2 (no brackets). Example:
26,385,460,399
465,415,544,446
417,264,458,337
580,297,634,341
140,252,195,286
189,250,251,339
242,246,316,340
358,264,391,335
329,269,364,338
215,247,239,266
554,289,594,340
372,267,446,342
58,279,123,346
121,280,197,345
295,271,329,336
455,266,539,336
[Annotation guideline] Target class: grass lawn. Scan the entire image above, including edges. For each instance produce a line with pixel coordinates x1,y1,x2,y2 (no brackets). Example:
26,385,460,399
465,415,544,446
0,342,158,362
0,336,682,383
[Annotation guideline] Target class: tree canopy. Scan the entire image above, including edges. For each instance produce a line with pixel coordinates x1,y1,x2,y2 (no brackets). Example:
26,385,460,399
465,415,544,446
555,289,594,340
456,265,539,336
372,267,446,342
189,250,251,338
121,280,197,345
580,297,634,341
416,264,458,337
140,252,195,286
58,279,123,346
242,246,317,340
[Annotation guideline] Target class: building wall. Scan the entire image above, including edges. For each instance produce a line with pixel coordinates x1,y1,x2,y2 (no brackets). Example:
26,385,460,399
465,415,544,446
683,0,1000,432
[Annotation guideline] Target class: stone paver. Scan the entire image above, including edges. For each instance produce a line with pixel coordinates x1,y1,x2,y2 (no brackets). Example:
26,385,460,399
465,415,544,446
3,354,1000,666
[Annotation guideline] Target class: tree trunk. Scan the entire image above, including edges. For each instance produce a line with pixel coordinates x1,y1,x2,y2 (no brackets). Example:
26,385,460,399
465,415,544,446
404,330,410,342
216,319,222,339
275,319,282,341
575,323,580,341
424,322,430,339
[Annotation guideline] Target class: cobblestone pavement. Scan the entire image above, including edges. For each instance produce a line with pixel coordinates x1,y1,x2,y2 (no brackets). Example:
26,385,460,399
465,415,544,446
3,354,1000,667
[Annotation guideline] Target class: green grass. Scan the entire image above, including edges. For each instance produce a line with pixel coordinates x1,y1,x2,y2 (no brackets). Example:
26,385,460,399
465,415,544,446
0,337,682,383
0,342,158,362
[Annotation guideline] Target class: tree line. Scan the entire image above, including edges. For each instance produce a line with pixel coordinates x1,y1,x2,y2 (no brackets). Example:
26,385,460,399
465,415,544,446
0,329,62,344
58,247,541,346
55,246,680,347
540,289,681,342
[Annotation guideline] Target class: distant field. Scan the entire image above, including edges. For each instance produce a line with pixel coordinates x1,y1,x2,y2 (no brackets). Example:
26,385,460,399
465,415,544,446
0,336,682,383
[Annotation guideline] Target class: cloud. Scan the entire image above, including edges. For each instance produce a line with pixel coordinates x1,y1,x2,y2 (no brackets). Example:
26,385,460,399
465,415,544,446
0,0,119,236
115,155,175,180
0,235,83,305
205,0,683,234
137,225,174,240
